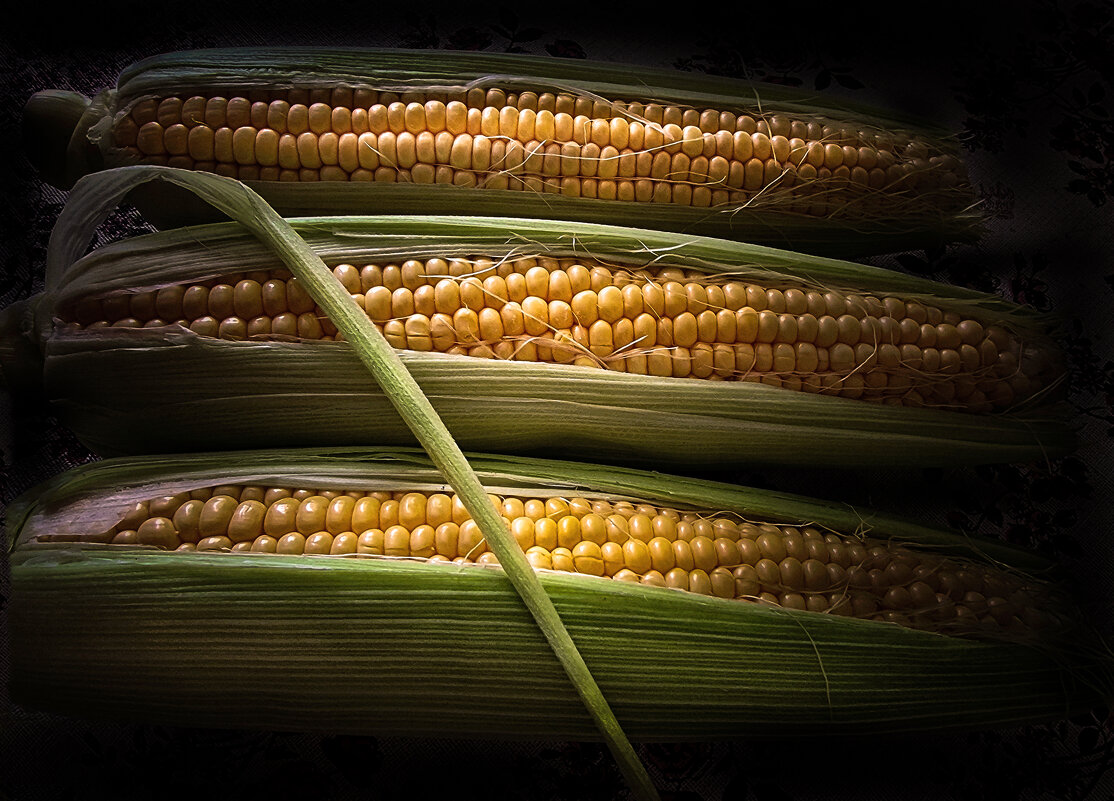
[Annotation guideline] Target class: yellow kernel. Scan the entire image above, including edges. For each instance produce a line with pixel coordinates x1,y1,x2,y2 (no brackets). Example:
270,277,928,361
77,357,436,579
304,532,335,554
295,496,330,535
276,532,307,554
572,541,606,576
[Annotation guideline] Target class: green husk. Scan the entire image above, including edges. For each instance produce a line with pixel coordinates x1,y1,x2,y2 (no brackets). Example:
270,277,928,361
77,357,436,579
27,47,980,256
8,166,1074,468
112,48,953,127
7,447,1112,740
15,164,658,799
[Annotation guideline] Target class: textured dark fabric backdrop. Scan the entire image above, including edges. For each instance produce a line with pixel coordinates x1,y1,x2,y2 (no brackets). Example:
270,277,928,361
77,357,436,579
2,2,1113,799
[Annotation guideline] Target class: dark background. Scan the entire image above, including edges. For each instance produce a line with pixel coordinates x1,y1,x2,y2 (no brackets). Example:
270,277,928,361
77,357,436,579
2,2,1113,799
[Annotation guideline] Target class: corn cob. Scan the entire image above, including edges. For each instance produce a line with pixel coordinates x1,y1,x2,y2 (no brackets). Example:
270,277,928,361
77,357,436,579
31,478,1065,634
57,252,1050,413
6,167,1068,466
8,447,1110,740
24,48,979,255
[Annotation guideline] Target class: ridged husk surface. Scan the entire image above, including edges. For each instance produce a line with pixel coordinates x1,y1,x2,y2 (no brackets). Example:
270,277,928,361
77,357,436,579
8,447,1111,739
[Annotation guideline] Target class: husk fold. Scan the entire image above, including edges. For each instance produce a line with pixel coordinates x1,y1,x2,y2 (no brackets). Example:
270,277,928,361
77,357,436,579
10,166,1074,469
28,47,981,256
7,447,1112,740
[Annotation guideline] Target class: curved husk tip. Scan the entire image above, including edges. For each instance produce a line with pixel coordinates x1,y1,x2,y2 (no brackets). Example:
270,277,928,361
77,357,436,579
23,90,93,190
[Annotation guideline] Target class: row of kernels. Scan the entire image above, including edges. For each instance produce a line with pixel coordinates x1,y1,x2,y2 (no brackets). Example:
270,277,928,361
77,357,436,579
355,286,993,357
183,521,1038,634
91,486,1056,631
74,310,1015,409
509,545,1036,632
127,89,903,145
398,309,1002,378
353,258,614,292
373,316,1006,390
64,265,948,339
86,312,335,341
124,95,626,138
104,487,699,548
69,273,311,325
124,128,924,200
76,263,982,335
124,93,706,142
121,147,950,216
126,115,741,168
352,267,986,338
77,313,1017,409
124,127,761,189
116,499,877,601
107,485,346,546
117,148,765,208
